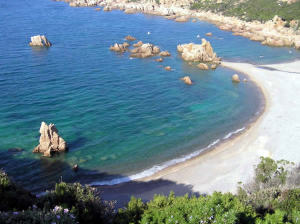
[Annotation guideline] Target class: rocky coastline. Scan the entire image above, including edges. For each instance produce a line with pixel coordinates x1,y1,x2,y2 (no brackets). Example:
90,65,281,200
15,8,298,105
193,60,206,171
55,0,300,50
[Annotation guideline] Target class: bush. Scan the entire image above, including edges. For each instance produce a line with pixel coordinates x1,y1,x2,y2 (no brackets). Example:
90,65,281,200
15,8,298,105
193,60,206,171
38,182,114,224
0,170,36,211
0,208,76,224
115,192,256,224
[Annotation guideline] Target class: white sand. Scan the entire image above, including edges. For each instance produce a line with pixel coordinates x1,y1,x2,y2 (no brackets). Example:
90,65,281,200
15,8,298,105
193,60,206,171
143,60,300,194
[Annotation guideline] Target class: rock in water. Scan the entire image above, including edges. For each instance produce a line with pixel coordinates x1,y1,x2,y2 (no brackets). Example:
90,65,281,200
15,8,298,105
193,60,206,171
197,63,209,70
159,51,171,57
125,35,136,41
73,164,79,172
177,39,220,62
232,74,240,83
33,122,67,157
130,43,160,58
29,35,52,47
164,66,171,71
181,76,192,85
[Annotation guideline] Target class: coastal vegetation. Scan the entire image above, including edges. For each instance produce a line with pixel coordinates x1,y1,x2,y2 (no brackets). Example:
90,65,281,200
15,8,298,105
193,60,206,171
190,0,300,25
0,157,299,223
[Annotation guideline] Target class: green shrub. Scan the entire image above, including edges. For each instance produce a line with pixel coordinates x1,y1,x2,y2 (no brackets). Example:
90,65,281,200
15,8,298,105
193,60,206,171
0,170,36,211
38,182,114,224
0,208,76,224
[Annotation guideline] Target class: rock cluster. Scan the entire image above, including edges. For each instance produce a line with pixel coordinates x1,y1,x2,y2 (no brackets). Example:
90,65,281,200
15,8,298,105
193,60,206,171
29,35,52,47
177,38,220,62
130,43,160,58
110,42,130,52
33,122,67,157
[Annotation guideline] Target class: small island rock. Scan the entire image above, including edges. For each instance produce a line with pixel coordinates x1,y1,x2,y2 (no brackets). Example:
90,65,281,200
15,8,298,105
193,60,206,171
125,35,136,41
155,58,163,62
29,35,52,47
159,51,171,57
130,43,160,58
33,122,67,157
165,66,171,71
181,76,193,85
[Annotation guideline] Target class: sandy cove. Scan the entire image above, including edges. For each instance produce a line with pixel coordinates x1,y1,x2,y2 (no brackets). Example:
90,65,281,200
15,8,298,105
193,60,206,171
98,60,300,207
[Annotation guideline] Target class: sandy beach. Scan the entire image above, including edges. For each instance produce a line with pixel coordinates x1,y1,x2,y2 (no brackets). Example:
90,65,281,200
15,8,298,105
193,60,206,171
98,60,300,207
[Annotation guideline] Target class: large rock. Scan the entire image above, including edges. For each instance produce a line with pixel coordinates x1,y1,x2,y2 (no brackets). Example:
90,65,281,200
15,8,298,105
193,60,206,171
29,35,52,47
177,39,220,62
33,122,67,157
130,43,160,58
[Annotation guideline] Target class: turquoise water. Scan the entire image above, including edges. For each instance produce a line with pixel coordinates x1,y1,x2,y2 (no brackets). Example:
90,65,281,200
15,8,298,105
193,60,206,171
1,0,300,192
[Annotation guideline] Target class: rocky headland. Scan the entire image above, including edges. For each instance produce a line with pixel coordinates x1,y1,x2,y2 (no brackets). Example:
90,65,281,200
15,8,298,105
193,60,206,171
55,0,300,50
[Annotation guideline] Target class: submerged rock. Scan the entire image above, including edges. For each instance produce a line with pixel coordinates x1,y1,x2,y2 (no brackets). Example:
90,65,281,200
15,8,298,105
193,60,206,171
177,39,220,62
181,76,192,85
206,32,212,36
125,35,136,41
155,58,163,62
197,63,209,70
29,35,52,47
232,74,240,83
165,66,171,71
33,122,67,157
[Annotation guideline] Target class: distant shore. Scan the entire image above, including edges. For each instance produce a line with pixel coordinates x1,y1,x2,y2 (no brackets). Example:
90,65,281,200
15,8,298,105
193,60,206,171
57,0,300,50
97,60,300,207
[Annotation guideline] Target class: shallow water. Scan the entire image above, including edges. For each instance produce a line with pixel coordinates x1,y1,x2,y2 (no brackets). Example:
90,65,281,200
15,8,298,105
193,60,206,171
0,0,299,192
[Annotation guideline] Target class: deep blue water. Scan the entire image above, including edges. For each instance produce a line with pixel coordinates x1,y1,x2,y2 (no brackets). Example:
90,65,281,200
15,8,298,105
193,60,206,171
1,0,300,192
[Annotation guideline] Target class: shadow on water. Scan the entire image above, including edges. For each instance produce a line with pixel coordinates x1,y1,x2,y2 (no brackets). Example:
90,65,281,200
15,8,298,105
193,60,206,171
0,149,199,209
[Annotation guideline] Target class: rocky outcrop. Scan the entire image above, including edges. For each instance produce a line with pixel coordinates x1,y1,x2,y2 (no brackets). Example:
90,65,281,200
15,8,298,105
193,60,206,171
29,35,52,47
181,76,192,85
232,74,240,83
177,39,220,62
110,42,129,52
33,122,67,157
130,43,160,58
197,63,209,70
125,35,136,41
159,51,171,57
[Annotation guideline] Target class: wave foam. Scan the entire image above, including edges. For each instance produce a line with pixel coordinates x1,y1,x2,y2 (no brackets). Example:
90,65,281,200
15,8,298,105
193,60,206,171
91,127,245,186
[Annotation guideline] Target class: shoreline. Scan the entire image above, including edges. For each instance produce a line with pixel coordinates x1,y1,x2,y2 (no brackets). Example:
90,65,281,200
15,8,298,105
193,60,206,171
97,60,300,208
57,0,300,50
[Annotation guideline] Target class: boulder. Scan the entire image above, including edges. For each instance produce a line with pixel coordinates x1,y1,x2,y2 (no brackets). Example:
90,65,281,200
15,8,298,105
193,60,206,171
211,64,217,69
103,6,111,11
205,32,212,36
197,63,209,70
130,43,160,58
165,15,177,20
181,76,192,85
155,58,163,62
125,35,136,41
159,51,171,57
177,39,220,62
232,74,240,83
165,66,171,71
33,122,67,157
175,16,189,22
133,41,143,47
73,164,79,172
29,35,52,47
